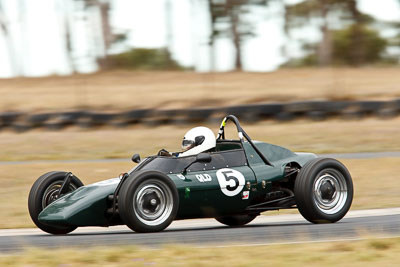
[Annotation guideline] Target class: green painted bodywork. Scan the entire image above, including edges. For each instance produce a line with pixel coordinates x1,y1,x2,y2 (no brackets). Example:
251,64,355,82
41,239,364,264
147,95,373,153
39,178,120,226
38,141,317,227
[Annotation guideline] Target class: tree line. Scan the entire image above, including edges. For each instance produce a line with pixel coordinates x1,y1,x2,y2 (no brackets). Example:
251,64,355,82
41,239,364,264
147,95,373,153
0,0,399,75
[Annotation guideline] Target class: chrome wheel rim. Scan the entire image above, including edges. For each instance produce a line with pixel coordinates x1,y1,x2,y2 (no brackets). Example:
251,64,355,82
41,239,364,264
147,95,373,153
42,181,77,209
133,179,173,226
313,169,348,215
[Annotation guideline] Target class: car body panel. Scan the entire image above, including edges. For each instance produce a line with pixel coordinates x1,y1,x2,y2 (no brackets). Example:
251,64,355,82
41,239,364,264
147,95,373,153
39,178,119,227
171,165,256,219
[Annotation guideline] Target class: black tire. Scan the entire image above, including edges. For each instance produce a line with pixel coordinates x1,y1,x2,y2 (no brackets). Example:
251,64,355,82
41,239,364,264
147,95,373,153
294,158,353,224
216,215,257,226
119,170,179,233
28,171,84,234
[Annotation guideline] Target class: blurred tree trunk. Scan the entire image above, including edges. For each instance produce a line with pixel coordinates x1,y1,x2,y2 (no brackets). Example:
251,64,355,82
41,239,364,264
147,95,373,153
282,5,289,59
64,7,75,74
230,8,242,70
317,3,331,66
98,1,112,69
206,0,269,72
18,0,27,75
99,1,112,51
164,0,175,69
347,0,364,65
83,0,112,69
0,0,19,76
207,0,216,71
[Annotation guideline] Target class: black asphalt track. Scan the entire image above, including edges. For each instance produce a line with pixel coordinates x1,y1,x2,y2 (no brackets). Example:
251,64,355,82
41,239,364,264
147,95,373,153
1,212,399,252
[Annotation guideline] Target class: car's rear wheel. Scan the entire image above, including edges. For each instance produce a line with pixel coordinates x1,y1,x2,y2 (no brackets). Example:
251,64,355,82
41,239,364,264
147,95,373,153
28,171,84,234
119,171,179,233
216,215,257,226
294,158,353,223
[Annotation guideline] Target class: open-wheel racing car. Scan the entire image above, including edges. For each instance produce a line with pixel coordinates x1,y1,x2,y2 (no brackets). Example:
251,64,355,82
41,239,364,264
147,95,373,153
29,115,353,234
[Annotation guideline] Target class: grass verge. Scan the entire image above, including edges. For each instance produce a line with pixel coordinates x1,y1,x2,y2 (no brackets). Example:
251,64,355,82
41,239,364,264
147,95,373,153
1,68,400,112
1,237,400,266
1,117,400,161
0,158,399,229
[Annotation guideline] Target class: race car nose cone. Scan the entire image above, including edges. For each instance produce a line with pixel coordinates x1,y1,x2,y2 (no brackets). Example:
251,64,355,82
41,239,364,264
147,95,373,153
320,181,335,200
39,210,69,226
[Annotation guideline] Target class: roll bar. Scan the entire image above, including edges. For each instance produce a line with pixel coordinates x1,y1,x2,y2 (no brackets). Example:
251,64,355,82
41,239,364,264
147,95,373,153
217,115,273,166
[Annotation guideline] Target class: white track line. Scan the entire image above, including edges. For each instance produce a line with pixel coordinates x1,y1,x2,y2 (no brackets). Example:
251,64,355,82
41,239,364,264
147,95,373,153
0,207,399,237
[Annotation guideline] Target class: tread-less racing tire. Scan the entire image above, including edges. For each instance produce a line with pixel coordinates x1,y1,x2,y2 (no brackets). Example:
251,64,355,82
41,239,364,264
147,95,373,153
294,158,353,224
119,171,179,233
216,215,257,227
28,171,84,235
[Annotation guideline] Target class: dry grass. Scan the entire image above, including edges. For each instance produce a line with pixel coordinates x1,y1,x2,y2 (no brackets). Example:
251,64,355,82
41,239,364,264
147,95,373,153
1,117,400,161
0,157,399,229
341,158,400,210
0,68,400,112
1,238,400,266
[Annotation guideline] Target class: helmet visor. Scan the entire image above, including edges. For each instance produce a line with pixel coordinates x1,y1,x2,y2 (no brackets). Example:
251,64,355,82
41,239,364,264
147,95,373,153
182,139,195,151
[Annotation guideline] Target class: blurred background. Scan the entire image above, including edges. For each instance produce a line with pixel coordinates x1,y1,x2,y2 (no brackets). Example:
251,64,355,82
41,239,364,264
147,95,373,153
0,0,400,230
1,0,400,76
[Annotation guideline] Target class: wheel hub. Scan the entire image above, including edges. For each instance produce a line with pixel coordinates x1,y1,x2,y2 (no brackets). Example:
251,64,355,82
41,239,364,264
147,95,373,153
42,182,77,209
313,171,348,215
141,191,160,213
134,180,174,226
320,180,336,200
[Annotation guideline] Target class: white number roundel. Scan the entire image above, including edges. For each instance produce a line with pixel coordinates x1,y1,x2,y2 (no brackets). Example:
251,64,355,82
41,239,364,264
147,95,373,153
216,168,245,197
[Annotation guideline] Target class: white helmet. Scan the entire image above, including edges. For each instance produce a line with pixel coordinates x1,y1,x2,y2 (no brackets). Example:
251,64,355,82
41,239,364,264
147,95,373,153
179,126,216,157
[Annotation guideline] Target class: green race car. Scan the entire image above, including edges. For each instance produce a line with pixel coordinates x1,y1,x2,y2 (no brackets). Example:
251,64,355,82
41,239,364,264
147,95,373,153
28,115,353,234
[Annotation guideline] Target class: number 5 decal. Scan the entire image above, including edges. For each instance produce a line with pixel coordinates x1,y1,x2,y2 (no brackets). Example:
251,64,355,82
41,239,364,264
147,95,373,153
216,168,245,197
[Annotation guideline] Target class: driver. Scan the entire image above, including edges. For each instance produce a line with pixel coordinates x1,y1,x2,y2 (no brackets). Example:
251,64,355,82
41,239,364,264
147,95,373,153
158,126,216,157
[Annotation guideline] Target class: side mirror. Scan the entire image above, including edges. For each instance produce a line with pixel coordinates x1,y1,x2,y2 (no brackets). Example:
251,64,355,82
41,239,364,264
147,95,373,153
131,153,141,163
182,153,211,174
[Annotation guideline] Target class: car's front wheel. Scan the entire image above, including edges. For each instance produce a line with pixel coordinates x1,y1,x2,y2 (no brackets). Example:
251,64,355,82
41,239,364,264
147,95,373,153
294,158,353,223
28,171,84,234
119,171,179,233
